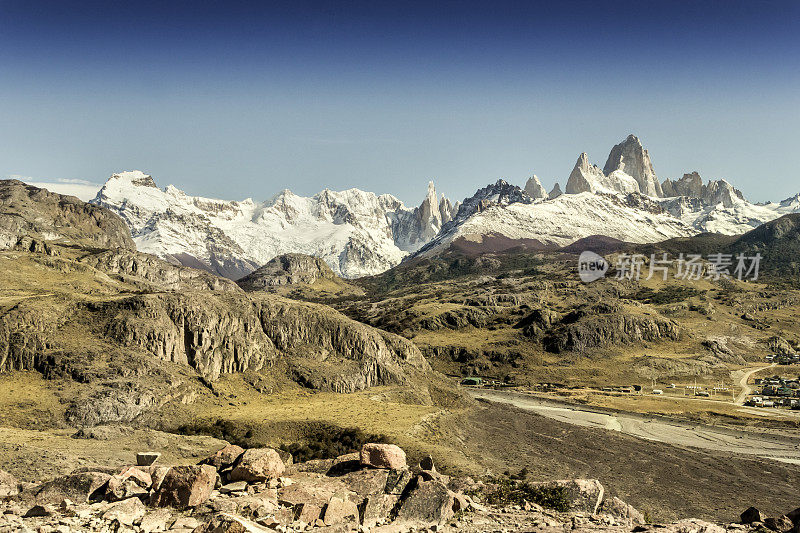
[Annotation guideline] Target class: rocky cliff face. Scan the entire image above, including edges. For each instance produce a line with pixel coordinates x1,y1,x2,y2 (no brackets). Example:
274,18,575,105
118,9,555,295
0,180,134,251
0,280,430,394
80,250,242,293
661,172,745,207
603,134,663,197
566,153,640,195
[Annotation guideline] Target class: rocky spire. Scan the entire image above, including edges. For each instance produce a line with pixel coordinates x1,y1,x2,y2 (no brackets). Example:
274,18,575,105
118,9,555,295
548,182,563,199
438,195,454,224
565,153,606,194
661,172,744,207
523,175,548,199
603,134,663,197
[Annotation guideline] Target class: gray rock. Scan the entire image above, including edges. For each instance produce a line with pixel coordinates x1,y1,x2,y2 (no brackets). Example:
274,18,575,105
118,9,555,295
35,472,111,504
395,479,454,525
360,443,407,470
101,497,146,526
322,495,359,526
150,465,217,509
600,496,646,525
229,449,285,483
220,481,249,494
0,469,19,497
201,444,246,470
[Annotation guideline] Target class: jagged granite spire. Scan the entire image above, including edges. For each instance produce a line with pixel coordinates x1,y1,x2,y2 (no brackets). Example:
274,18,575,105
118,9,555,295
523,175,548,199
548,182,563,199
603,134,663,197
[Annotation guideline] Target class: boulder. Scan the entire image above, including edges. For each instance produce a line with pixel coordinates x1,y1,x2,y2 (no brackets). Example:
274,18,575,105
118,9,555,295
278,473,355,508
106,467,153,501
220,481,249,494
787,508,800,525
106,476,149,502
531,479,604,515
195,513,274,532
294,502,323,524
0,469,18,497
24,504,54,518
229,448,285,483
742,507,765,524
764,516,794,532
601,496,646,525
35,472,111,504
102,497,147,526
360,443,407,470
139,509,173,533
339,468,390,497
171,516,203,529
150,465,217,509
146,466,171,492
419,455,435,472
328,452,361,476
395,479,454,525
201,444,246,470
362,494,400,528
323,495,359,526
137,452,161,466
384,469,414,495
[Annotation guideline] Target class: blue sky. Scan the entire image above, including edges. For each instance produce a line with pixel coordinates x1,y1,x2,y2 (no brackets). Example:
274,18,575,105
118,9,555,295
1,0,798,205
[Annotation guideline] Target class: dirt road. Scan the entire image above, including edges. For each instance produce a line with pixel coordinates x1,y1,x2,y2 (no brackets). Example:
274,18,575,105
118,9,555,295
733,363,777,404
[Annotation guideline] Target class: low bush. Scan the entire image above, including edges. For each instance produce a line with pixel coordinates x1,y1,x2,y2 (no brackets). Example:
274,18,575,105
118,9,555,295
279,425,389,462
482,479,571,512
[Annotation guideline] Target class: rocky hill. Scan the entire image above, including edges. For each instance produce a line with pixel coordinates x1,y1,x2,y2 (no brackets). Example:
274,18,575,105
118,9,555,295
0,182,455,429
0,179,134,252
237,253,340,290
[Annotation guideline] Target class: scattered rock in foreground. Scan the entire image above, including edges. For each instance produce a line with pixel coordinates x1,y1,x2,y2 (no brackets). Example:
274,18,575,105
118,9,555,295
360,443,407,470
0,442,783,533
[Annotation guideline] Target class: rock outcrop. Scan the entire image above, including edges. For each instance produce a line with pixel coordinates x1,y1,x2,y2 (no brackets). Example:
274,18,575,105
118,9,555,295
661,172,745,207
0,285,431,396
548,182,563,199
541,303,682,353
0,180,135,251
80,249,242,293
236,253,339,290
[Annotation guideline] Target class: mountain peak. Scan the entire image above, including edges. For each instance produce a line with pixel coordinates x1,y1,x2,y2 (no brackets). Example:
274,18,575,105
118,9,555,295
603,134,663,197
523,175,548,199
109,171,157,188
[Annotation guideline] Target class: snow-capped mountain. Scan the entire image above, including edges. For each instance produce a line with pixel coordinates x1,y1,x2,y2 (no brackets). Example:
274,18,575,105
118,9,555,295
86,134,799,279
415,180,699,257
91,171,453,279
415,135,800,259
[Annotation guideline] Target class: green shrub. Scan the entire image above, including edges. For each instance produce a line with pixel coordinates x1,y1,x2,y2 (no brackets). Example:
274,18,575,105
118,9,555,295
483,479,571,512
176,419,251,448
279,425,389,462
